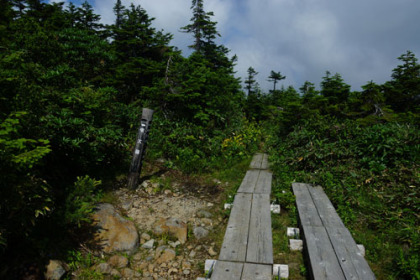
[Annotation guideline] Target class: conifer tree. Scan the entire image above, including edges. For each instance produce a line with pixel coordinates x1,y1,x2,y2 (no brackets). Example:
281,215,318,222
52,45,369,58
245,67,258,96
268,70,286,91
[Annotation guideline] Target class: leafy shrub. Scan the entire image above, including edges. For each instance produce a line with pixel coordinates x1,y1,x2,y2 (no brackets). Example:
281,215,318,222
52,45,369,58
268,116,419,278
64,176,102,228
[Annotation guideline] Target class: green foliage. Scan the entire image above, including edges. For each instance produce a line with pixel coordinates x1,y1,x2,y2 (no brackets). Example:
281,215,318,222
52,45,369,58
268,116,419,278
64,176,101,228
0,112,51,252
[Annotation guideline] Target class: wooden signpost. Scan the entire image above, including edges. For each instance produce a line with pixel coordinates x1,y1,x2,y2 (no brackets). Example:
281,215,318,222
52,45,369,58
127,108,154,189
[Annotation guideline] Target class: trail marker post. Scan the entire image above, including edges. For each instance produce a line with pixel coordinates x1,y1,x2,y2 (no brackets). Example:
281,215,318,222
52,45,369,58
127,108,153,189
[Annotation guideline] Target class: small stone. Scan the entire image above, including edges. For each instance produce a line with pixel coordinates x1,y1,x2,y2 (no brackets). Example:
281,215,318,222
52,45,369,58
201,218,213,226
193,226,209,240
120,268,135,278
95,263,112,274
183,269,191,275
156,249,176,264
168,268,178,274
197,209,213,218
45,260,66,280
182,261,191,269
168,240,181,248
108,255,129,268
133,252,143,261
207,202,214,207
142,239,155,249
208,247,218,256
110,269,121,278
189,250,196,258
141,232,151,241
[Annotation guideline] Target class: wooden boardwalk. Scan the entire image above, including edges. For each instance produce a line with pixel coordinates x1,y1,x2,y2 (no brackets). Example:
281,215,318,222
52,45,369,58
293,183,376,280
211,153,273,280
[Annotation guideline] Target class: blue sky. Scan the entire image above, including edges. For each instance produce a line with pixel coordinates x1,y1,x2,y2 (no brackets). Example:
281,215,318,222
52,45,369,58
50,0,420,92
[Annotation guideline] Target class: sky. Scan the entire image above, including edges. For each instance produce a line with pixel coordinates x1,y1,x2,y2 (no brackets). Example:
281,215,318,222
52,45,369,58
50,0,420,92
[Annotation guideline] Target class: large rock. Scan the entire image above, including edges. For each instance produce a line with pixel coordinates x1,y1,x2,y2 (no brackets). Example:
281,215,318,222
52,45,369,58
92,203,139,254
153,217,187,244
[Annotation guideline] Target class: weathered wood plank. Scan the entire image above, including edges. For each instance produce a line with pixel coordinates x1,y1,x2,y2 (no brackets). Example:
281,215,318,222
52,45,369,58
292,183,323,227
326,227,376,280
237,170,260,193
303,225,346,280
210,261,243,280
219,193,252,262
241,263,272,280
308,186,346,228
260,153,269,170
254,170,272,194
246,194,273,264
249,153,263,169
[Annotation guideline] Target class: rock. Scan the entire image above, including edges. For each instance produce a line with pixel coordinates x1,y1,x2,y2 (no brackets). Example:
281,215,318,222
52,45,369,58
92,203,139,254
94,263,112,274
207,202,214,207
120,268,135,278
182,261,191,269
201,218,213,226
208,247,218,256
189,250,196,258
153,217,187,244
45,260,66,280
110,269,121,278
183,269,191,275
108,255,129,268
168,240,181,248
193,226,209,240
121,200,133,211
141,232,151,241
156,248,176,264
197,209,213,218
142,239,155,249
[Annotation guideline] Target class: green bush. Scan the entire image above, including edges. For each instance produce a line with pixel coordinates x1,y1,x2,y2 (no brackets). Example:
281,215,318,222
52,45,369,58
268,117,419,278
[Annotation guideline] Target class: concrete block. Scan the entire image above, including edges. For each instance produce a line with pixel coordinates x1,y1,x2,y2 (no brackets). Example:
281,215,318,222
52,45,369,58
224,203,232,210
204,259,217,274
289,239,303,251
287,227,300,238
273,264,289,279
270,204,281,214
357,244,366,257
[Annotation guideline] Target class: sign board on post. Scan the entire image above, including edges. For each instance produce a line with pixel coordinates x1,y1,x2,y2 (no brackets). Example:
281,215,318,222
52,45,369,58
127,108,154,189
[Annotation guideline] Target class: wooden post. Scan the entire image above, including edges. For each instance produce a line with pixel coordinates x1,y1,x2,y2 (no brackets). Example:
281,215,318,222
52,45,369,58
127,108,154,189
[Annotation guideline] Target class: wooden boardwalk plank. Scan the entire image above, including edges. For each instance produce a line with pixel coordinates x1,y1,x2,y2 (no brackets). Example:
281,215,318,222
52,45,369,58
237,170,259,193
211,261,243,280
254,170,272,194
327,227,376,280
242,263,272,280
246,194,273,264
249,153,263,169
308,186,346,228
219,193,252,262
303,225,346,280
292,183,323,227
260,153,269,170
